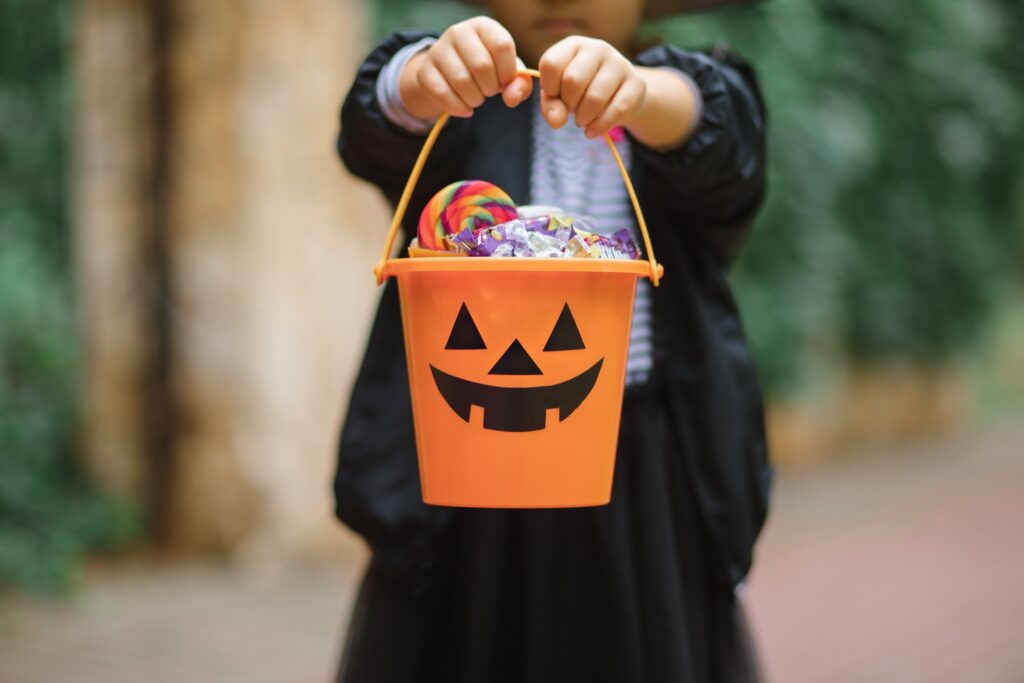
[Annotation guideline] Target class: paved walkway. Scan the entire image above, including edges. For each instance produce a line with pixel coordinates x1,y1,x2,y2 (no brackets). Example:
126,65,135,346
745,423,1024,683
0,561,364,683
1,425,1021,682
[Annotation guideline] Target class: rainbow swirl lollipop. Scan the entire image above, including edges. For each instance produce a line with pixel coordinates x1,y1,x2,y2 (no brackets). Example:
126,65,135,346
417,180,518,251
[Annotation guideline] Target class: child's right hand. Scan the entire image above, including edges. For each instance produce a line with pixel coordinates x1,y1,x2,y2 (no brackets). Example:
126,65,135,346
399,17,533,121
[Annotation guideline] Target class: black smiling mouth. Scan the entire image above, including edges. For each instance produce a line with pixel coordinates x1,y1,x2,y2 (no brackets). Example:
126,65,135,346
430,359,603,432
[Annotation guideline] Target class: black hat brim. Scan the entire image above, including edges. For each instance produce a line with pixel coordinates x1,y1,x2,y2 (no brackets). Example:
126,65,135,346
463,0,757,19
646,0,758,17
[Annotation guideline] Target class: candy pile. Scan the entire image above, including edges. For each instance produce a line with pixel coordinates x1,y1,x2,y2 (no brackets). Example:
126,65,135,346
449,215,640,260
415,180,639,260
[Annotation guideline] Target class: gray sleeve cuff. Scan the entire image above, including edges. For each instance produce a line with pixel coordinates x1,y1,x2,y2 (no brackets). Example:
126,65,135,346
376,37,439,135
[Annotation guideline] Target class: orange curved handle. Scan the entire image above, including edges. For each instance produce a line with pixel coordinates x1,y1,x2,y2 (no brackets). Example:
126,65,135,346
374,68,663,287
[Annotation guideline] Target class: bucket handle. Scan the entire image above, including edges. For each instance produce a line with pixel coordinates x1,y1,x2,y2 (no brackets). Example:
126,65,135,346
374,68,663,287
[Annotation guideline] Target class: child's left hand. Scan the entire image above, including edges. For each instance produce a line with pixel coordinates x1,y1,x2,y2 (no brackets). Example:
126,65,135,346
538,37,647,139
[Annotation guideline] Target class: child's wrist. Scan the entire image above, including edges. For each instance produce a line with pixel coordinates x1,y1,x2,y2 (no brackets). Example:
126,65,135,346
399,51,444,121
624,66,701,151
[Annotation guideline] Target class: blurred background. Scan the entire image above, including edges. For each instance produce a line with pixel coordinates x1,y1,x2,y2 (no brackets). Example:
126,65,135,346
1,0,1022,681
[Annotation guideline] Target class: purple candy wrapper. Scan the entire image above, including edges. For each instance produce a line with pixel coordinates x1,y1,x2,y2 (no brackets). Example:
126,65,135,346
448,215,640,260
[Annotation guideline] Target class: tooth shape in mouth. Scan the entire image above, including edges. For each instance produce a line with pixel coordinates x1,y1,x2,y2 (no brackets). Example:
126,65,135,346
429,359,603,432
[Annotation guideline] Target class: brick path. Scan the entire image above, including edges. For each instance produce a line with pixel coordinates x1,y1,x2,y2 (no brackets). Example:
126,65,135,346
745,424,1024,683
1,425,1021,683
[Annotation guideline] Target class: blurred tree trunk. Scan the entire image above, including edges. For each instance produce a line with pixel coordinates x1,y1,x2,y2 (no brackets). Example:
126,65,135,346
74,0,156,503
75,0,386,564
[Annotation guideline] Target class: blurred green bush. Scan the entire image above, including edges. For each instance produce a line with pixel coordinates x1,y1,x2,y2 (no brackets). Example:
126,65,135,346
657,0,1024,393
376,0,1024,394
1,0,139,593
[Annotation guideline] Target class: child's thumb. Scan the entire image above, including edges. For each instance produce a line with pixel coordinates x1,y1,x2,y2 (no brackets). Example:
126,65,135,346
540,93,569,130
502,57,533,108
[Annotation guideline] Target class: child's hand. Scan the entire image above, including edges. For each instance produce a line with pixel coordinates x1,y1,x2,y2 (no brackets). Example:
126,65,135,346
399,17,534,121
538,37,648,139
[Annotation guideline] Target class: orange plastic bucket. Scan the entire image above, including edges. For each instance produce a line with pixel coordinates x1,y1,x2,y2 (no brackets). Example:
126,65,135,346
374,70,663,508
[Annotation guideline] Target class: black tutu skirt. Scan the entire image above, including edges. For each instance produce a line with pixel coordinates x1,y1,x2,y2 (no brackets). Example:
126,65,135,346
336,379,763,683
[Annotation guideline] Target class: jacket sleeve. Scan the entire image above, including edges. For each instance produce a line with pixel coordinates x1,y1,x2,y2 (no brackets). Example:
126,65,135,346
631,45,767,264
335,33,479,593
338,31,471,219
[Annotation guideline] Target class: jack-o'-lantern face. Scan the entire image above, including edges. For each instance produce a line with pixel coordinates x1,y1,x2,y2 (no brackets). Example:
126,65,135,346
430,302,603,432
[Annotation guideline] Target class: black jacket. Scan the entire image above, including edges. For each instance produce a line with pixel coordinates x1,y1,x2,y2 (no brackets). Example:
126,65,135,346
335,31,771,591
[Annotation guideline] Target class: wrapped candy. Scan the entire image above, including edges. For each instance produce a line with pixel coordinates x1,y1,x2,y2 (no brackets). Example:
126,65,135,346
447,215,640,260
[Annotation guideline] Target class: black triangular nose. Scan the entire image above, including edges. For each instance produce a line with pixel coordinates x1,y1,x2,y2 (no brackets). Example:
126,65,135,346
489,339,542,375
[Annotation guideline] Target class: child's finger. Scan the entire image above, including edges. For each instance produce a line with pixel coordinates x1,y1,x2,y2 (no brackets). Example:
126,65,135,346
538,38,580,99
574,64,627,128
418,60,473,117
541,93,570,129
584,78,645,138
475,19,518,88
454,32,501,97
432,42,486,109
502,73,533,108
558,50,602,115
502,57,533,107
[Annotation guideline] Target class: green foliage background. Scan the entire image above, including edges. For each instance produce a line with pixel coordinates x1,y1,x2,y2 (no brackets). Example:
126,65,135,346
1,0,138,593
375,0,1024,393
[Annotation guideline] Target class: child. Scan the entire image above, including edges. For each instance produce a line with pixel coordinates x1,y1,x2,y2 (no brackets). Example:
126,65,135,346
334,1,771,680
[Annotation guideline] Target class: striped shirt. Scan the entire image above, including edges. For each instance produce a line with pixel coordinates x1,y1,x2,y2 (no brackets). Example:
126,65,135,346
528,109,653,385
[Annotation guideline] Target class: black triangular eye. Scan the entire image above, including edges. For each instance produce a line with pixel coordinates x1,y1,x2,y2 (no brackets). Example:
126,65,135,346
446,303,487,350
544,304,585,351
